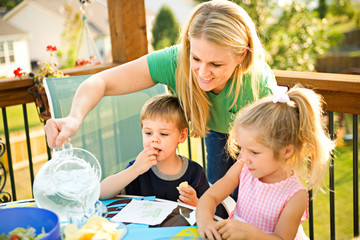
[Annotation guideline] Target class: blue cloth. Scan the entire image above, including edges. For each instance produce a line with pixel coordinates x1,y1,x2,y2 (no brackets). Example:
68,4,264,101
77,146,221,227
205,130,238,201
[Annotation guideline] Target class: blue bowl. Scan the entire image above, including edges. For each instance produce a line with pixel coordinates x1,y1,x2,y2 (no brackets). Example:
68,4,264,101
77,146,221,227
0,207,60,240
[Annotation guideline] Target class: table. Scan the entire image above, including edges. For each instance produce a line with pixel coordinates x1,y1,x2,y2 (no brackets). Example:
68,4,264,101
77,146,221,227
0,195,206,240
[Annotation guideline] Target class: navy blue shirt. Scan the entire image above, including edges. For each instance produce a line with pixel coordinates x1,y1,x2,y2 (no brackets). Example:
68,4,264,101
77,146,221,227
124,155,209,202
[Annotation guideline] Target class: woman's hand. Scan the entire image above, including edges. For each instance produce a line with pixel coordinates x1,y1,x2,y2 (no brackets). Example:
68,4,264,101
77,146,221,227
197,218,222,240
177,185,198,207
44,116,82,148
132,147,158,175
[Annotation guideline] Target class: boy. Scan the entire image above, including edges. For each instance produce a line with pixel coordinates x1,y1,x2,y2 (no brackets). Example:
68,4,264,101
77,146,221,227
100,94,209,207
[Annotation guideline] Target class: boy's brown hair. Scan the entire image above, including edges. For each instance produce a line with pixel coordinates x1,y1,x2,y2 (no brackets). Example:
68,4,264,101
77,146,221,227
140,94,188,131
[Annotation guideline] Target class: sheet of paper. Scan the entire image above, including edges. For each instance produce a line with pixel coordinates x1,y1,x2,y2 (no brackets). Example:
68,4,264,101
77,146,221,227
110,199,178,225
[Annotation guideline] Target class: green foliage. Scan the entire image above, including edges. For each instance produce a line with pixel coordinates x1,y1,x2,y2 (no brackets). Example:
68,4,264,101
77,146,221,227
58,3,83,68
232,0,276,40
0,0,22,11
152,5,179,50
189,0,347,72
328,0,354,20
264,2,333,71
316,0,327,19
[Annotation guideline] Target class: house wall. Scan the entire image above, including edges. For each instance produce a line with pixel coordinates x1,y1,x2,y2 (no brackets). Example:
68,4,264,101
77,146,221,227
0,38,30,77
6,3,64,65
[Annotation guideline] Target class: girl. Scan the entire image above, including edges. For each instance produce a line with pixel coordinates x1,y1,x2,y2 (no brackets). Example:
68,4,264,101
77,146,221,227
196,85,335,240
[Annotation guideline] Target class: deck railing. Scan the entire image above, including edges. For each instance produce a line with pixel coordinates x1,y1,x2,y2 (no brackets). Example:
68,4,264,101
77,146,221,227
0,66,359,240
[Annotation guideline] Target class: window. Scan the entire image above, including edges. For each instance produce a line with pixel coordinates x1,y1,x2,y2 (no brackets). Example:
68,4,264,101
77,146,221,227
0,42,5,64
7,41,15,63
0,41,17,64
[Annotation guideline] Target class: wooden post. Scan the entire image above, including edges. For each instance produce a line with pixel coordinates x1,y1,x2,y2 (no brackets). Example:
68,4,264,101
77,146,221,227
107,0,148,64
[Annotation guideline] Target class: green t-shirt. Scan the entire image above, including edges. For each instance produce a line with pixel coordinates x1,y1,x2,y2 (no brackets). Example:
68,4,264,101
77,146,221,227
147,45,277,133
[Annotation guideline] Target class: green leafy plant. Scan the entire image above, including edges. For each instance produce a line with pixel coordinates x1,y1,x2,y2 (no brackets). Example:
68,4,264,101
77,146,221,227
14,45,67,89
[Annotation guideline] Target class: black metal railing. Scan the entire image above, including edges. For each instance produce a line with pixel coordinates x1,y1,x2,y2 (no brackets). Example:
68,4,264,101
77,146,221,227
0,69,359,239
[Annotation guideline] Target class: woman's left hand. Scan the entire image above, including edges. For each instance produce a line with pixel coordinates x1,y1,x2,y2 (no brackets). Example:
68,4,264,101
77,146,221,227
177,185,198,207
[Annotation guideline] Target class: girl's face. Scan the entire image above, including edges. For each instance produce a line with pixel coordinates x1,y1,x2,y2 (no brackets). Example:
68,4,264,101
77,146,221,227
189,37,241,95
236,127,289,183
142,118,187,162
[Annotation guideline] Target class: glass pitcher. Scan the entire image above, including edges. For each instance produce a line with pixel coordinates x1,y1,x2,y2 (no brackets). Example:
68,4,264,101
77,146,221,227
33,144,102,224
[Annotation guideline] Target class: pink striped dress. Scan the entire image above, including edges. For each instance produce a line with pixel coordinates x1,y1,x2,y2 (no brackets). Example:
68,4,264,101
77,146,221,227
230,165,309,240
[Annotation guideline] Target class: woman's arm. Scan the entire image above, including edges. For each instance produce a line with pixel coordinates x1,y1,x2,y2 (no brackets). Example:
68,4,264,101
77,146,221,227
45,55,155,148
196,161,243,240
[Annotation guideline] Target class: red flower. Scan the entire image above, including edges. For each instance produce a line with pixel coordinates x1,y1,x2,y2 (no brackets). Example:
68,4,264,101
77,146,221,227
13,67,23,77
46,45,57,52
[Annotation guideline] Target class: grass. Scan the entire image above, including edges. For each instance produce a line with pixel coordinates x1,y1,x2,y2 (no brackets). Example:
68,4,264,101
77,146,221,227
0,103,43,135
302,143,357,240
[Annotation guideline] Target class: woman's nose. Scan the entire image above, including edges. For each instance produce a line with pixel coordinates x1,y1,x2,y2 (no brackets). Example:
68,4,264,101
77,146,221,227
198,63,210,77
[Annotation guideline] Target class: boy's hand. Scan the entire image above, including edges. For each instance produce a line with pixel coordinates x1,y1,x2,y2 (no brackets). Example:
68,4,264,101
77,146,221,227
132,147,158,175
177,185,198,207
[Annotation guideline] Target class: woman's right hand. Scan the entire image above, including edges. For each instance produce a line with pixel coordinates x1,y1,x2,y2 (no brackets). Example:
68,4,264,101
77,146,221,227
44,116,82,148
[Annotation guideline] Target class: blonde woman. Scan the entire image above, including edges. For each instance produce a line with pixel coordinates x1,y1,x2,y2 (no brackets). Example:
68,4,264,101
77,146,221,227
45,0,276,197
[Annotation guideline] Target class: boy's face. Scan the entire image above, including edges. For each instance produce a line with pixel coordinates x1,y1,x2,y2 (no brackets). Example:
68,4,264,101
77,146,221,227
141,118,187,162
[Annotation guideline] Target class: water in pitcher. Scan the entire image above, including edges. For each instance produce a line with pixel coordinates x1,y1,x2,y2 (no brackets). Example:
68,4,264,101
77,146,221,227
33,147,101,223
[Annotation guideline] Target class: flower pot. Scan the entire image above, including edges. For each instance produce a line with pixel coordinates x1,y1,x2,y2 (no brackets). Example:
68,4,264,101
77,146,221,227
28,85,51,122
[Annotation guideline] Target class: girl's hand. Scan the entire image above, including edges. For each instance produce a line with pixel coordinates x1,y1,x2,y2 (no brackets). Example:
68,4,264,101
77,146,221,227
198,219,222,240
216,219,256,240
132,147,158,175
177,185,198,207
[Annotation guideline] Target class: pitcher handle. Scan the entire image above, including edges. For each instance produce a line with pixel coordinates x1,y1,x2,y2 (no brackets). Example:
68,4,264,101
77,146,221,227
53,141,73,155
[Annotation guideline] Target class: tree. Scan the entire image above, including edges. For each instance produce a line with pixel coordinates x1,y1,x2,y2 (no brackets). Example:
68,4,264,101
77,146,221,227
58,3,83,68
0,0,22,11
193,0,341,72
328,0,354,19
316,0,327,19
152,5,179,50
264,2,336,71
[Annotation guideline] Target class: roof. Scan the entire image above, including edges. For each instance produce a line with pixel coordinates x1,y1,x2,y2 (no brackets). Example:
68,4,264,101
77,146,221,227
0,18,27,37
3,0,109,36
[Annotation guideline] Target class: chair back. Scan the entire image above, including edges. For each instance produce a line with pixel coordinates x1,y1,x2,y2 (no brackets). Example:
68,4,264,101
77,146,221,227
44,75,168,180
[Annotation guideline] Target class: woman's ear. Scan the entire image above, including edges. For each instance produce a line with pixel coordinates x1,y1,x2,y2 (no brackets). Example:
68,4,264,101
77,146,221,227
237,48,248,65
179,128,188,143
283,144,295,160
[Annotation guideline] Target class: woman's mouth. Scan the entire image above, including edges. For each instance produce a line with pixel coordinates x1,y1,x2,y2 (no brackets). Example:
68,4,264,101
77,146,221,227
200,77,213,82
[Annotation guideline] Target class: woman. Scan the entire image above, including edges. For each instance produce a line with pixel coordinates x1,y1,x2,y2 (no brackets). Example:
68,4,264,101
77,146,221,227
45,0,276,194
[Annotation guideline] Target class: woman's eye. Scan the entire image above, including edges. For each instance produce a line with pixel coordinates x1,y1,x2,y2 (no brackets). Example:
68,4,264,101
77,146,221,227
211,63,221,67
192,56,200,61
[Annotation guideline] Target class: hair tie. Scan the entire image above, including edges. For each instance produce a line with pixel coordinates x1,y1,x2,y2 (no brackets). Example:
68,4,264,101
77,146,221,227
272,86,290,103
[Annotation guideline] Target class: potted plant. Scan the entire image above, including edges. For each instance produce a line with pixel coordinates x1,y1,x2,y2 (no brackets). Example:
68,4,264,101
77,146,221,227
14,45,67,122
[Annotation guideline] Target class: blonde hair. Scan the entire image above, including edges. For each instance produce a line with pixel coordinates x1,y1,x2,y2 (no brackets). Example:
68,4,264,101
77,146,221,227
140,94,188,131
176,0,265,137
228,85,335,195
